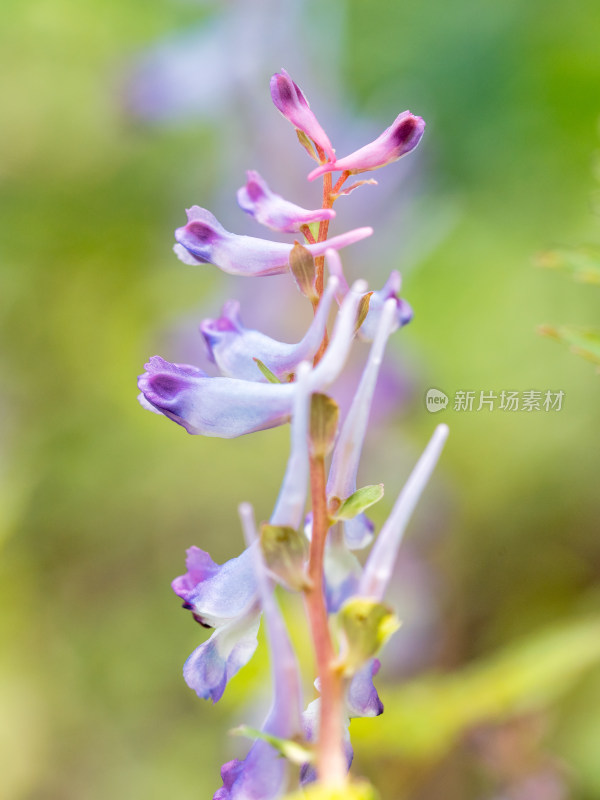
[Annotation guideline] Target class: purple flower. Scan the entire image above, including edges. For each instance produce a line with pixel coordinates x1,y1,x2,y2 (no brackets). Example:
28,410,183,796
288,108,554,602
300,661,382,785
356,270,413,343
174,206,371,276
360,424,449,600
172,546,261,702
214,742,286,800
237,170,336,233
347,659,384,718
138,282,366,438
213,503,303,799
326,250,413,343
200,278,338,382
270,69,335,161
138,356,294,437
308,111,425,181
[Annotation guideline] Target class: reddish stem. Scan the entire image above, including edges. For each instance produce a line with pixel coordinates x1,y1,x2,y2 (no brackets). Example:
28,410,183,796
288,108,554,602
332,170,351,196
300,224,317,245
305,454,347,786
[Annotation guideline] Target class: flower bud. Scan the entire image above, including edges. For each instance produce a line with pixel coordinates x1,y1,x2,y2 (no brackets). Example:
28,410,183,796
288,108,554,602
270,69,335,161
308,111,425,181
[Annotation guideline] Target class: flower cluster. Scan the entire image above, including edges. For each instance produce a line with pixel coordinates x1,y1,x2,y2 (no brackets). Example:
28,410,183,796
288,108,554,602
138,70,448,799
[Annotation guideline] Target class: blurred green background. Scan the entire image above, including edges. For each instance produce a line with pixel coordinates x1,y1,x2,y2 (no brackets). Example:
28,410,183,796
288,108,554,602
1,0,599,798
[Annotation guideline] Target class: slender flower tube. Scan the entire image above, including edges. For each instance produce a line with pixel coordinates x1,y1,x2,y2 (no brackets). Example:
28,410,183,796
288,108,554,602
172,545,261,702
270,69,336,161
327,298,399,549
326,249,412,342
200,278,338,382
270,362,311,529
308,111,425,181
360,424,449,600
237,170,336,233
174,206,372,276
138,283,365,438
213,503,304,800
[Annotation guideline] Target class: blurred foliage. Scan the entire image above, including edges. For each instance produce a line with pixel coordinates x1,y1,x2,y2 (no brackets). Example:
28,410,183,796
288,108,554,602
537,245,600,368
353,614,600,761
1,0,600,798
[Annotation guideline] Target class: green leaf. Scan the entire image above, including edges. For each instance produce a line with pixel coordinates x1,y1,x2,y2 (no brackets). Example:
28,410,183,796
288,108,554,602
535,246,600,284
309,394,339,458
289,241,318,302
253,357,282,383
539,324,600,366
232,725,312,765
260,523,310,591
335,598,400,675
331,484,384,521
355,292,373,333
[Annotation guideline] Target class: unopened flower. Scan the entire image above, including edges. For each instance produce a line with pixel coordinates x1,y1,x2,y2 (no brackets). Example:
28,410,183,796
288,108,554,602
200,278,338,382
138,283,365,438
172,546,261,702
237,170,335,233
308,111,425,181
270,69,335,161
174,206,371,276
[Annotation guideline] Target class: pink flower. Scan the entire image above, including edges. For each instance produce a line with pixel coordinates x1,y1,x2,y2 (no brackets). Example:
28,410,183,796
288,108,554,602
174,206,372,277
237,170,335,233
308,111,425,181
270,69,335,161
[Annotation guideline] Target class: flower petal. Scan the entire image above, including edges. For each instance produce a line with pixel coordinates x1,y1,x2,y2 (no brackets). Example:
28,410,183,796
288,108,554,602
139,286,364,439
237,170,335,233
270,69,335,161
183,610,261,703
174,205,372,277
200,278,338,382
357,271,414,343
138,355,296,437
308,111,425,180
347,659,384,718
214,740,286,800
172,545,258,627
